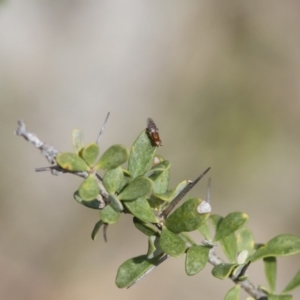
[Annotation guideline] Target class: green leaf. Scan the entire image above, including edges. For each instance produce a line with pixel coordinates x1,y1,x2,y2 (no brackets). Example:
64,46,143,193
81,143,99,167
268,295,293,300
118,177,153,200
149,162,170,195
146,160,170,177
165,198,210,234
91,220,104,240
249,235,300,262
99,204,120,224
159,226,186,257
122,168,132,178
78,175,99,201
179,232,197,247
133,217,158,236
116,255,162,288
56,152,89,171
73,191,103,209
128,130,157,179
147,236,157,259
264,257,277,293
124,197,158,223
214,212,248,242
103,167,124,194
185,245,209,276
231,261,251,281
283,268,300,293
108,194,124,212
72,129,85,154
210,214,223,229
211,263,238,280
147,235,162,259
220,234,237,263
198,221,211,240
236,227,255,255
95,144,128,170
236,250,249,265
224,285,241,300
153,180,189,202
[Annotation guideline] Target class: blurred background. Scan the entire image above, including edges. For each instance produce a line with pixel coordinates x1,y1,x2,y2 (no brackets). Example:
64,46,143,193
1,1,300,299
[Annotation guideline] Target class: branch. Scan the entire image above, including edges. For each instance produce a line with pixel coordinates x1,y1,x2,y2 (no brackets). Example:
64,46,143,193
15,120,268,299
208,248,267,300
127,246,266,299
15,120,109,202
15,120,59,164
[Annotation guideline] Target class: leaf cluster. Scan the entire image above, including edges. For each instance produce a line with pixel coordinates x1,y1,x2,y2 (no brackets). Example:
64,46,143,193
48,123,300,299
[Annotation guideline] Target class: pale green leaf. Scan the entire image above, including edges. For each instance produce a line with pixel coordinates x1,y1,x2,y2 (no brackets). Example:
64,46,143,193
78,175,99,201
250,235,300,262
264,257,277,293
185,245,209,276
224,285,241,300
56,152,89,171
159,226,186,257
128,130,156,179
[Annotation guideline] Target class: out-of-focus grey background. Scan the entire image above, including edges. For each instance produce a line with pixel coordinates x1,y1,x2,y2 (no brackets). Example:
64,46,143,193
1,1,300,299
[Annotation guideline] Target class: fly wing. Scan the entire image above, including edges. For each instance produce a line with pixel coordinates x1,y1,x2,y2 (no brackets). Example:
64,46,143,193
147,117,158,132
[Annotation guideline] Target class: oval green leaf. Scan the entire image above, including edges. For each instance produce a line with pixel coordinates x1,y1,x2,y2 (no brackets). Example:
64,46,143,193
283,268,300,293
81,143,99,167
231,262,250,281
103,167,124,194
108,194,124,212
179,232,197,248
73,191,103,209
147,236,157,259
268,295,293,300
153,180,189,202
198,221,211,240
72,129,85,154
116,255,162,288
224,285,241,300
91,220,104,240
236,227,255,255
149,163,170,195
118,177,152,200
133,217,158,236
165,198,210,234
211,263,238,280
214,212,248,242
146,160,170,177
220,234,237,263
185,245,209,276
56,152,89,171
95,144,129,170
124,197,158,223
159,226,186,257
147,235,162,259
128,130,156,179
99,204,120,224
249,235,300,262
236,250,249,265
78,175,99,201
210,214,223,229
264,257,277,293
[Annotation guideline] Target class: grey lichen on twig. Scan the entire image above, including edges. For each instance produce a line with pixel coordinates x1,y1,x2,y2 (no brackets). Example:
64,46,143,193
15,120,59,164
15,120,109,202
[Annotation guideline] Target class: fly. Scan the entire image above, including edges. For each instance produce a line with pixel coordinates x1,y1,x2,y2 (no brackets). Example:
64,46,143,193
146,117,162,146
